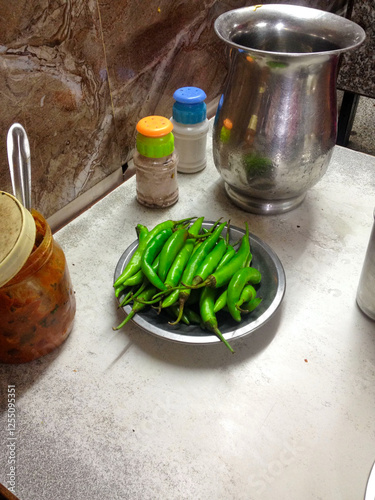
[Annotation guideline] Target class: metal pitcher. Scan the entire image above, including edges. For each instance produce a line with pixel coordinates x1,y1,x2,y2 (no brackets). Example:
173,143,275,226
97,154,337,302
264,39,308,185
213,4,365,214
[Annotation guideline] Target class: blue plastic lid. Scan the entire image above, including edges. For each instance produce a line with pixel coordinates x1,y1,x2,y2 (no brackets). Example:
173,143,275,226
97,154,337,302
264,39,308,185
172,87,207,124
173,87,207,104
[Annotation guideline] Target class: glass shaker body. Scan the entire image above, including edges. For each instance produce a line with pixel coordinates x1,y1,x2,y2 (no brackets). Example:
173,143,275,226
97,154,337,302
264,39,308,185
171,86,208,174
0,210,76,363
134,150,179,208
134,115,179,208
170,119,209,173
356,209,375,320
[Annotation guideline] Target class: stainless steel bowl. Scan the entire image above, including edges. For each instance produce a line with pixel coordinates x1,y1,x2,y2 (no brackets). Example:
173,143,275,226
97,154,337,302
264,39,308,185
114,222,286,346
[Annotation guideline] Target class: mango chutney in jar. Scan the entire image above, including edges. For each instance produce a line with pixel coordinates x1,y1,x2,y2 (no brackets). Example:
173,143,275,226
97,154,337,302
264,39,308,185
0,193,76,364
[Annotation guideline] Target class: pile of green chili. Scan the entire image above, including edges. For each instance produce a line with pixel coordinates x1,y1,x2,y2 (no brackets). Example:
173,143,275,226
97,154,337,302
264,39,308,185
113,217,262,353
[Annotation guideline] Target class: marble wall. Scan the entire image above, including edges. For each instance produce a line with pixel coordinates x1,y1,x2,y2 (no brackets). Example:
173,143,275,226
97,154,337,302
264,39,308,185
0,0,364,223
0,0,249,221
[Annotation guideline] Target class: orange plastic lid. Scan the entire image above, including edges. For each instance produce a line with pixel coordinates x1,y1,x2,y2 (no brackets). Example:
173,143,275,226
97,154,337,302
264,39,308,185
136,116,173,137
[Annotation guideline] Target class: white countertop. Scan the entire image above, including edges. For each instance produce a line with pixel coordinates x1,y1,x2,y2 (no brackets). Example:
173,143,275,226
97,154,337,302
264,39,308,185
1,129,375,500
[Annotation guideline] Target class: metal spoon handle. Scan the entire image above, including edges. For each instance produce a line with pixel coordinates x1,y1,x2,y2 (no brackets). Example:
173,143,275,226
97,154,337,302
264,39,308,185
7,123,32,211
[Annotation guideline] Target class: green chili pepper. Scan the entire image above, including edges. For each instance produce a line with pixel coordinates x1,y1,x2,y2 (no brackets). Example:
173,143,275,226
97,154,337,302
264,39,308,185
150,217,205,310
141,228,173,290
240,297,262,314
144,220,204,310
121,254,161,289
199,286,234,353
216,244,236,271
204,222,251,289
117,289,133,307
165,305,190,325
162,217,204,290
160,288,180,309
114,227,150,288
115,282,127,298
236,284,257,310
121,269,144,288
114,226,148,290
136,224,149,240
114,217,195,288
189,216,205,235
122,272,161,307
191,239,203,256
181,222,227,287
113,286,158,330
213,288,227,313
158,227,190,282
192,238,228,286
152,217,204,309
163,246,190,289
227,267,262,322
245,251,253,267
174,221,228,324
183,306,202,325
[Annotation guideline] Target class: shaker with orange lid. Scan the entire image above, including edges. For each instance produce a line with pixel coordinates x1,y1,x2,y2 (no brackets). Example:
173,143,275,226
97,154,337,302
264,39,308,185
134,116,179,208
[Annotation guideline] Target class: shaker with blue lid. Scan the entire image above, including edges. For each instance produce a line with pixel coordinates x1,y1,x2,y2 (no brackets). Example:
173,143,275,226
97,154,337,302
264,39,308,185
170,86,209,173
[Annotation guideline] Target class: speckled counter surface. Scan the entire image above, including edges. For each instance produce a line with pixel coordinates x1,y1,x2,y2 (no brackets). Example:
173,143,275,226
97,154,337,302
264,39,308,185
1,131,375,500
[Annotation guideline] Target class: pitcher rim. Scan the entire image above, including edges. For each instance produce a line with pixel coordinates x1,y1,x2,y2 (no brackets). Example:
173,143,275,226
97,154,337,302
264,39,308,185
214,4,366,58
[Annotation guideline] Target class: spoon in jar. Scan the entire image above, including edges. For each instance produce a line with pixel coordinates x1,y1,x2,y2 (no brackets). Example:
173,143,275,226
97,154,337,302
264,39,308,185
7,123,32,211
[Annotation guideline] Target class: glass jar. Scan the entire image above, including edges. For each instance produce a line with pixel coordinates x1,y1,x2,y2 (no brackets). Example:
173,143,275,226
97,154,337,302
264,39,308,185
0,198,76,364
